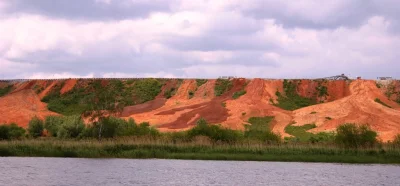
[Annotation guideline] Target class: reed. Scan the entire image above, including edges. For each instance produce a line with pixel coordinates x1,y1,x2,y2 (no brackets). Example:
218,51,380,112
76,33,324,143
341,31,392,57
1,138,399,164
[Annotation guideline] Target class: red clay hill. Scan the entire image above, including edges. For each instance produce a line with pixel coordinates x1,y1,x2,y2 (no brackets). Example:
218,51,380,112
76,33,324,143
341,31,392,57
0,77,399,141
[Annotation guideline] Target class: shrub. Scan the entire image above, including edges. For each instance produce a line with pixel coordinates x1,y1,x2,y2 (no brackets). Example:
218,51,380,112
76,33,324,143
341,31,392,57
214,79,233,96
284,123,335,143
164,88,176,99
335,123,377,148
7,123,26,139
28,116,44,138
188,91,194,99
393,134,400,147
44,115,64,137
0,124,24,140
0,85,13,97
274,80,316,110
196,79,208,87
232,90,246,99
132,79,162,103
374,98,392,108
187,118,242,143
244,117,280,143
57,115,85,138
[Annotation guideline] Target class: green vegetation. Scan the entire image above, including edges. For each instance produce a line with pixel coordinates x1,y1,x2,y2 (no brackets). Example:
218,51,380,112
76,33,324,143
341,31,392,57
196,79,208,87
164,87,177,99
1,138,400,164
28,117,44,138
335,123,377,149
310,111,317,114
42,79,163,115
188,90,194,99
274,80,316,110
1,117,400,164
374,98,392,108
244,117,280,143
285,123,335,143
0,85,13,97
232,90,246,99
215,79,233,96
316,84,329,98
325,117,332,120
0,124,25,140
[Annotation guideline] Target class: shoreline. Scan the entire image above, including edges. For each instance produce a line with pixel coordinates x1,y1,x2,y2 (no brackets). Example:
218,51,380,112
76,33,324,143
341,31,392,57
1,139,399,164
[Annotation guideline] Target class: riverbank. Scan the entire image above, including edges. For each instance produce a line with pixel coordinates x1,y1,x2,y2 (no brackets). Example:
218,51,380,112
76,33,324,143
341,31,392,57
1,139,399,164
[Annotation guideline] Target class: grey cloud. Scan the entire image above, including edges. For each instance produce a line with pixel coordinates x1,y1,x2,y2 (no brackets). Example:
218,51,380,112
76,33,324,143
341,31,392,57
234,0,398,29
4,0,172,20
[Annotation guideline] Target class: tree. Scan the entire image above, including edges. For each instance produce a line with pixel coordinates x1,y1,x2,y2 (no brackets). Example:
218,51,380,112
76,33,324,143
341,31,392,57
57,115,85,138
85,80,125,140
44,115,64,137
335,123,377,148
28,116,44,138
8,123,26,139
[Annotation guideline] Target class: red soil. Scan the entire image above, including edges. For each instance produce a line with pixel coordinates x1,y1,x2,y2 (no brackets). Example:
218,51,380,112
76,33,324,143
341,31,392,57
293,80,400,141
39,80,57,99
0,89,57,127
60,79,77,94
1,78,400,141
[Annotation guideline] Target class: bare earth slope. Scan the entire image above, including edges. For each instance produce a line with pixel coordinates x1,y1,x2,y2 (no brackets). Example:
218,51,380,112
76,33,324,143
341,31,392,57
293,80,400,141
1,78,400,141
0,89,57,127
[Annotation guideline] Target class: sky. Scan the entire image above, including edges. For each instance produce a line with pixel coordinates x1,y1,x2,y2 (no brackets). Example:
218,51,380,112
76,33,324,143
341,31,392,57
0,0,400,79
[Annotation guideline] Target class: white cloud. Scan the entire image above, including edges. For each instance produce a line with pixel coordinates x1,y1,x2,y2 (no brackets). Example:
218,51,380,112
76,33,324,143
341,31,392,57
0,1,399,79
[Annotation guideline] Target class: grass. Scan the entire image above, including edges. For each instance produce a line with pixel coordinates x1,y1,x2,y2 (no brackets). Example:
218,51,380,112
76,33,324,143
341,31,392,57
375,98,392,108
196,79,208,87
274,80,316,111
0,139,399,164
42,79,163,115
232,90,246,99
215,79,233,96
0,85,13,97
285,123,335,143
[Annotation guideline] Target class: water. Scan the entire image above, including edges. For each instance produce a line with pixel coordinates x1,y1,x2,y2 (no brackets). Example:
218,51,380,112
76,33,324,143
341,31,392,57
0,158,399,186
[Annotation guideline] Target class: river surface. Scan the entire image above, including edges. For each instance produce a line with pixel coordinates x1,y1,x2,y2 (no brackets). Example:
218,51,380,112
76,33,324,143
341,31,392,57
0,157,399,186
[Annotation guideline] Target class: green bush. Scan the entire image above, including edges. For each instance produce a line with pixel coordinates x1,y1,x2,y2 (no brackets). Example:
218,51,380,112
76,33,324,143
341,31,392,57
285,123,335,143
132,79,162,103
232,90,246,99
393,134,400,147
57,115,85,138
335,123,377,148
187,118,242,143
0,85,13,97
44,115,64,137
0,123,25,140
215,79,233,96
28,116,44,138
244,117,280,143
164,88,176,99
188,91,194,99
196,79,208,87
374,98,392,108
274,80,316,111
87,117,160,139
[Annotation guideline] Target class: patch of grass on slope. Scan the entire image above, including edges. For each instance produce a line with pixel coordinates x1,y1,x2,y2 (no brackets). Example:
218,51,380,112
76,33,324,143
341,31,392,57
196,79,208,87
285,123,335,143
214,79,233,96
42,79,162,115
232,90,246,99
0,85,13,97
274,80,316,110
374,98,392,108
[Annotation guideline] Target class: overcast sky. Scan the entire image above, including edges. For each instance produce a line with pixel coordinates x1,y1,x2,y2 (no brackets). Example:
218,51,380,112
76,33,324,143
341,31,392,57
1,0,399,79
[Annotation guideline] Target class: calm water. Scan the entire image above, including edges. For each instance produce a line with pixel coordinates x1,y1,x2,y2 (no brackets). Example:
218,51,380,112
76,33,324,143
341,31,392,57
0,158,399,186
